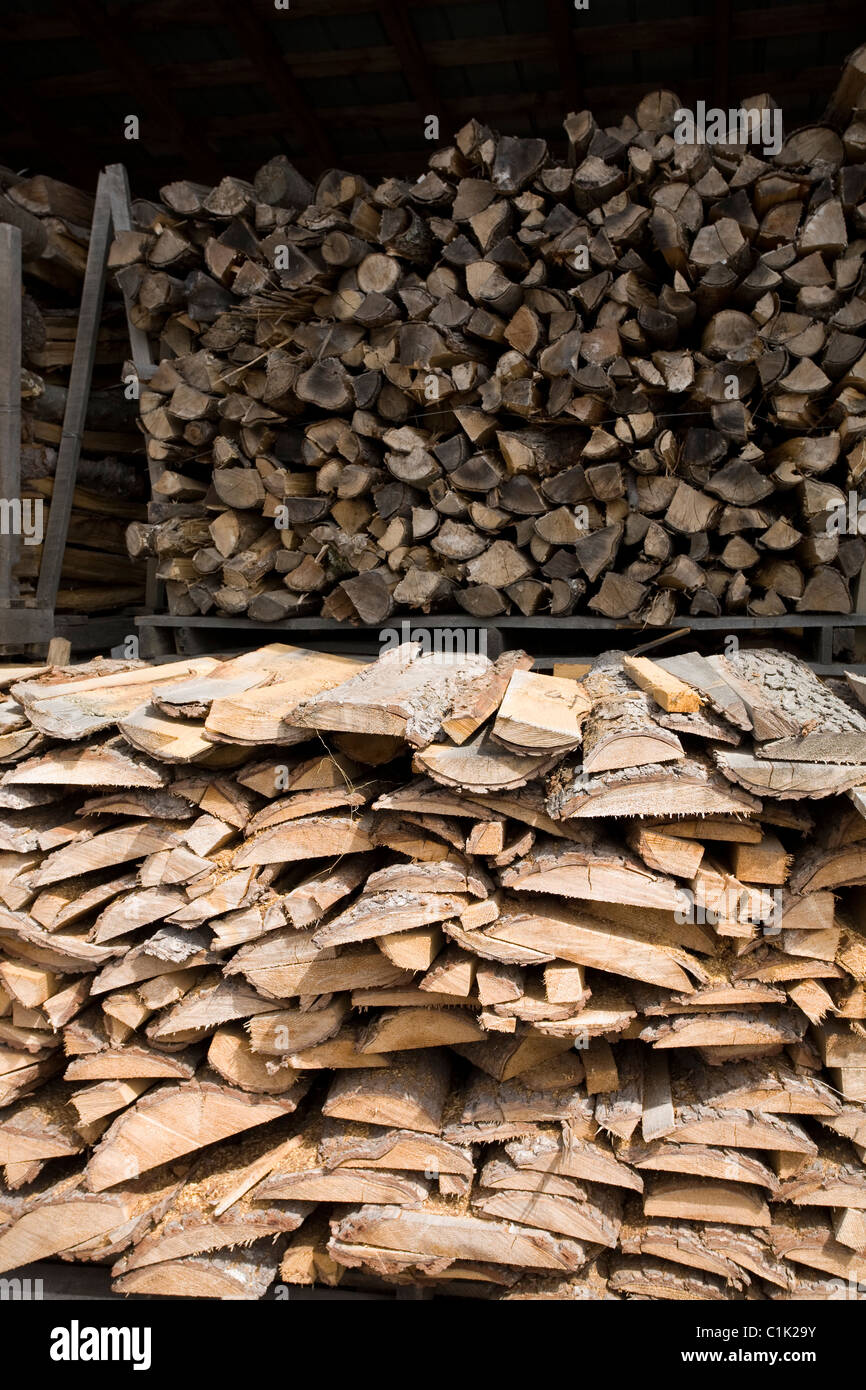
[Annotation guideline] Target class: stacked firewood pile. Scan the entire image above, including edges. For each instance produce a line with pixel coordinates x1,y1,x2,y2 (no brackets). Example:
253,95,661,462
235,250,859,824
0,167,148,615
0,640,865,1299
120,56,866,625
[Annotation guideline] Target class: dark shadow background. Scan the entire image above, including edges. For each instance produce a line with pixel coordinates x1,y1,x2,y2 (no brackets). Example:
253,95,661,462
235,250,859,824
0,0,862,195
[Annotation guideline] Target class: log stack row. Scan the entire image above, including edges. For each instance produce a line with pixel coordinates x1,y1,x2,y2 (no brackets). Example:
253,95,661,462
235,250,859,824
119,61,866,625
0,167,148,618
0,640,865,1299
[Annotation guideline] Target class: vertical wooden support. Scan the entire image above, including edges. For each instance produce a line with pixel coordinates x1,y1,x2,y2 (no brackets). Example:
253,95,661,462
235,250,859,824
0,224,22,610
105,163,161,621
35,170,113,612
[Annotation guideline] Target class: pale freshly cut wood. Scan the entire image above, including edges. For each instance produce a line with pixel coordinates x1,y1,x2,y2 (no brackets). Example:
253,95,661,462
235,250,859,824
279,1212,345,1288
415,729,558,793
2,739,167,788
833,1207,866,1253
656,652,752,731
365,857,490,899
0,1086,84,1163
650,818,762,843
329,1201,590,1273
233,814,373,868
474,1186,622,1247
777,1141,866,1209
246,998,348,1055
449,1071,594,1132
90,886,186,944
642,1052,676,1142
767,1210,866,1282
322,1052,451,1133
33,822,183,887
309,890,471,950
65,1044,199,1081
70,1078,153,1127
260,1165,430,1206
789,843,866,894
0,1171,180,1274
282,855,369,928
627,825,705,878
452,1033,574,1083
500,834,689,912
85,1078,309,1191
144,976,281,1043
356,1007,484,1052
609,1256,729,1300
643,1175,771,1227
154,645,301,716
441,651,533,744
491,670,591,753
640,1007,806,1052
116,707,216,763
622,655,702,712
373,777,500,822
108,1127,314,1273
11,659,216,739
715,750,866,799
379,925,444,972
230,939,411,999
547,758,760,820
112,1241,281,1299
682,1057,840,1117
207,1025,308,1093
619,1138,781,1192
242,784,376,832
205,651,364,743
618,1214,756,1286
483,899,703,992
319,1126,471,1184
286,643,490,749
504,1129,643,1193
581,660,684,773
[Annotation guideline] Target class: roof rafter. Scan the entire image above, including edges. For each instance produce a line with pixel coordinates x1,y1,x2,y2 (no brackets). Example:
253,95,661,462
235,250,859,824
378,1,445,122
68,0,223,181
213,0,338,170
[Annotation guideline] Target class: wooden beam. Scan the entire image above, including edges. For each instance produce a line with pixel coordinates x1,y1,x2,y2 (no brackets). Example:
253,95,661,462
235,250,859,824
70,0,223,181
545,0,582,113
35,171,113,614
378,1,444,121
213,0,337,169
195,68,843,137
4,8,862,97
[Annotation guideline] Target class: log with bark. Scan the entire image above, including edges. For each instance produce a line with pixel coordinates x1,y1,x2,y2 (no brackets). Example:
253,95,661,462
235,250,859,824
0,636,862,1301
120,59,866,626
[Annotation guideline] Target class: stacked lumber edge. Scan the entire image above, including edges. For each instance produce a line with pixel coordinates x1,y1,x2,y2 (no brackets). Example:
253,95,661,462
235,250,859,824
0,167,148,618
0,640,865,1300
121,52,866,626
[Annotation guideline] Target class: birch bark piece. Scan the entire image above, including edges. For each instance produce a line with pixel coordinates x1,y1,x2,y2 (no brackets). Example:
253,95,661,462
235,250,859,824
581,657,683,773
547,758,760,819
286,643,490,749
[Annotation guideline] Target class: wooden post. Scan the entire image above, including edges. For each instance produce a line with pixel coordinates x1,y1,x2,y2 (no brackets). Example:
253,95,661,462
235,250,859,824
35,170,113,612
0,223,22,611
105,163,162,622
